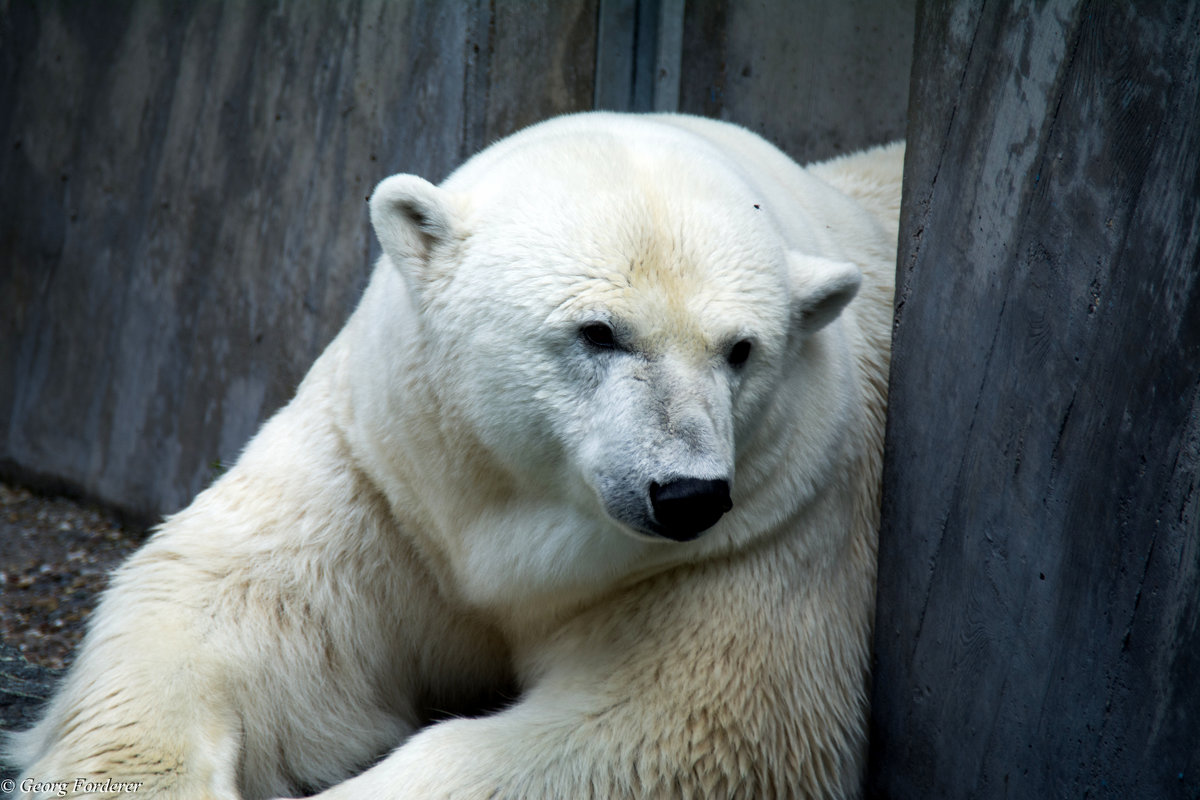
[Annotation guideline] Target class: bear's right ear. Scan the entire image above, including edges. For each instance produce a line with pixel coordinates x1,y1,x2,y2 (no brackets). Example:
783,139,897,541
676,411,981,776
369,175,463,282
787,251,862,333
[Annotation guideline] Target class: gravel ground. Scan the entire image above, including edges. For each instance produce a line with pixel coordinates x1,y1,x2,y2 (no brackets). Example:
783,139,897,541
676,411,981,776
0,483,148,671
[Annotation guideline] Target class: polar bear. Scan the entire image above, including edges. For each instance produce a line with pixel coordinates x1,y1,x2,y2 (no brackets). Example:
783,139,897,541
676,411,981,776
10,113,903,799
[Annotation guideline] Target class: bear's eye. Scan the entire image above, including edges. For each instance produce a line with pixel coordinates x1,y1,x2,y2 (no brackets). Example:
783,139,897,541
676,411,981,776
580,323,617,350
728,339,753,367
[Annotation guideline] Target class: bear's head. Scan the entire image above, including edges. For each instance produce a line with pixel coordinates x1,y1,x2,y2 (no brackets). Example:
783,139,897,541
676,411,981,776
361,120,861,589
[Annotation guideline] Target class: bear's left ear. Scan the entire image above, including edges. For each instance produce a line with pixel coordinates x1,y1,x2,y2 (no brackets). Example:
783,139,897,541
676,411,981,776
787,252,862,333
370,174,463,285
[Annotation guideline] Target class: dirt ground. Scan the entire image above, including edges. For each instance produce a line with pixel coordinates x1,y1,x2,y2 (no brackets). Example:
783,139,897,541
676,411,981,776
0,483,148,670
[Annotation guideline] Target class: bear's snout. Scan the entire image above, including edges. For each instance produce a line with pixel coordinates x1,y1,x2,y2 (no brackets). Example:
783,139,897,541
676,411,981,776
649,478,733,542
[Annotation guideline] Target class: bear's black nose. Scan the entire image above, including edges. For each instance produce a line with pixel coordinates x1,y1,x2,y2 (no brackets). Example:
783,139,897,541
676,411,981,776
649,478,733,542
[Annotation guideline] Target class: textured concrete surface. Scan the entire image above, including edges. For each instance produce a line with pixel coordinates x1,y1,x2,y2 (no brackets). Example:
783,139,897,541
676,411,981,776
869,2,1200,797
0,0,598,522
679,0,916,162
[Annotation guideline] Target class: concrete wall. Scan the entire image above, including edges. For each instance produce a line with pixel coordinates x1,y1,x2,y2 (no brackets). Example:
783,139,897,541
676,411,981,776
0,0,599,520
868,2,1200,796
0,0,914,521
679,0,913,161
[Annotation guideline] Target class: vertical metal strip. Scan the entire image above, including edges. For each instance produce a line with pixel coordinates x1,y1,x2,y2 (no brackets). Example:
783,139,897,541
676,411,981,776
594,0,638,110
594,0,683,112
653,0,684,112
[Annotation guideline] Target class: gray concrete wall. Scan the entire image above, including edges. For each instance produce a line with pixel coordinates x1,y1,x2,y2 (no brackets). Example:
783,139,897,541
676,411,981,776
0,0,599,521
679,0,914,162
869,2,1200,796
0,0,914,521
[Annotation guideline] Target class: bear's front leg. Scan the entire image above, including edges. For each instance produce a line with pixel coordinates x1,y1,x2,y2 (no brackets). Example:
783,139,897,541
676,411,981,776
295,687,722,799
295,701,626,800
293,554,869,800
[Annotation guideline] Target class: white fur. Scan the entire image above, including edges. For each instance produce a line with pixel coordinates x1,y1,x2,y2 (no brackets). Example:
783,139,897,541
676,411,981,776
10,113,903,799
